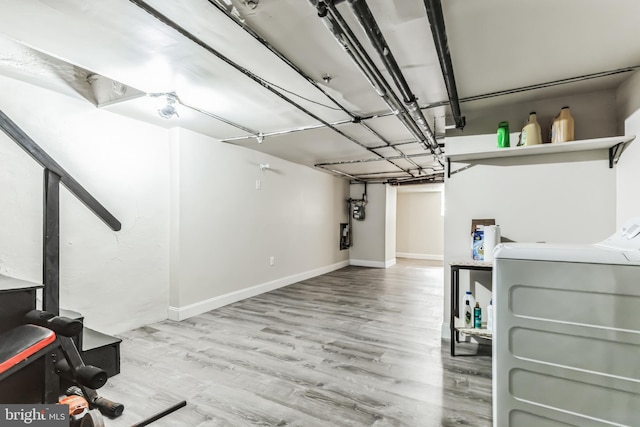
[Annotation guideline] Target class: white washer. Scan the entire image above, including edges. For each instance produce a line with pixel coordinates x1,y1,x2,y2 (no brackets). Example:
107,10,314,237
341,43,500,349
493,218,640,427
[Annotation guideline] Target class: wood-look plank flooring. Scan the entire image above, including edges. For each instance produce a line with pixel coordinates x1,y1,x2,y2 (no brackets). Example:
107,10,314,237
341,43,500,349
103,259,492,426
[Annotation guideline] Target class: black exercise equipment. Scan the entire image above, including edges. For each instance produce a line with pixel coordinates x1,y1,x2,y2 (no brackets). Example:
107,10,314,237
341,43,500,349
0,310,124,425
0,309,187,425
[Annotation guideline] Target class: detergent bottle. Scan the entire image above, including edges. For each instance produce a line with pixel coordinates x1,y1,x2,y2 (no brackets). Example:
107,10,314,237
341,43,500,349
519,112,542,146
551,106,575,143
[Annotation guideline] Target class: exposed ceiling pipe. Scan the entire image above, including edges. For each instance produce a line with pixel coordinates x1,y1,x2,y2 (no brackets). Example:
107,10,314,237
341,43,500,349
390,174,444,185
460,65,640,103
423,0,465,130
206,0,419,178
343,0,443,157
223,103,447,143
129,0,417,179
312,1,442,166
358,121,425,172
321,5,430,147
323,8,437,158
316,152,437,166
206,0,353,118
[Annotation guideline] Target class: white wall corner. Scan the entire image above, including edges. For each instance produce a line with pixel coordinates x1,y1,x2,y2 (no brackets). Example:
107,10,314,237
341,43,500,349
168,260,350,321
441,322,450,340
385,258,396,268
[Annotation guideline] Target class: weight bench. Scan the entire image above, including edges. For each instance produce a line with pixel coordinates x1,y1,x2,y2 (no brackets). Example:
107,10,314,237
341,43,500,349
0,311,123,426
0,311,187,427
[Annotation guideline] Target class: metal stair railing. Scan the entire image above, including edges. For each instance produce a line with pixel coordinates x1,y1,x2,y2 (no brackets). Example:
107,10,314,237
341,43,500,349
0,109,121,316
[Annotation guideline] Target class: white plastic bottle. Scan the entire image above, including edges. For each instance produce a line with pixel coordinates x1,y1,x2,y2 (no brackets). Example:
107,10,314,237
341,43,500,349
487,299,494,332
463,291,474,327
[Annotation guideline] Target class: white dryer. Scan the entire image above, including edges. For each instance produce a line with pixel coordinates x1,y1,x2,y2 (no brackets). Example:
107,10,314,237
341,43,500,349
493,218,640,426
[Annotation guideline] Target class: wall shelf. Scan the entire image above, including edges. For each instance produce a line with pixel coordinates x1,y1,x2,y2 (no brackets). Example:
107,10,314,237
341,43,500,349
445,135,636,178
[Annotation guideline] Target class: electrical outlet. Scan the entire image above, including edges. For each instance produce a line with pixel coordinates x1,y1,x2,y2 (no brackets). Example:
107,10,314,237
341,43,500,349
255,179,261,190
269,256,275,266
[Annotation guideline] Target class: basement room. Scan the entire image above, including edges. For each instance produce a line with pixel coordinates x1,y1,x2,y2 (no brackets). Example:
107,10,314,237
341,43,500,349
1,1,640,426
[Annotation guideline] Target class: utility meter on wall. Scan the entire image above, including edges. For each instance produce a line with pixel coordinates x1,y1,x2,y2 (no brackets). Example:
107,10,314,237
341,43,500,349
352,203,365,220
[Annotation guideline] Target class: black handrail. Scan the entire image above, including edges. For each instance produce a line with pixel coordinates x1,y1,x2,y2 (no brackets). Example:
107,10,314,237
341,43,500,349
0,109,121,231
0,109,121,315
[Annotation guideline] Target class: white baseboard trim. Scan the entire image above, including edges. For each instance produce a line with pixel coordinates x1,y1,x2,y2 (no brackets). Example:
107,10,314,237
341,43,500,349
396,253,444,261
441,322,450,340
350,259,395,268
168,260,350,321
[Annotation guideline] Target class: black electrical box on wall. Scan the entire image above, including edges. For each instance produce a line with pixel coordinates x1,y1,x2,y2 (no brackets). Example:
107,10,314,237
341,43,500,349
340,223,350,250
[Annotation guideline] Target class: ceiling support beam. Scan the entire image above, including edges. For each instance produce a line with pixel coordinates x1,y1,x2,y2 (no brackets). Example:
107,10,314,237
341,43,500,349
423,0,465,130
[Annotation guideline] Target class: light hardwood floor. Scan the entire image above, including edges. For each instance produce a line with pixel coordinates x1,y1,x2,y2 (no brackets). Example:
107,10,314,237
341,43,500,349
103,259,492,426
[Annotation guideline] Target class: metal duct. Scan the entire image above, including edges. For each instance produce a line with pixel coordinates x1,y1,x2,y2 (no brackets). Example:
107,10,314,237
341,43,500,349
343,0,442,156
423,0,465,130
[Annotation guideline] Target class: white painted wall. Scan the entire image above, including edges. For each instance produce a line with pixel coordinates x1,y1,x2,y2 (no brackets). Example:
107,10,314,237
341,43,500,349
616,70,640,226
169,128,350,319
349,183,396,268
0,75,170,335
442,89,620,336
443,140,617,335
396,185,444,260
447,89,618,140
385,185,397,266
0,74,352,333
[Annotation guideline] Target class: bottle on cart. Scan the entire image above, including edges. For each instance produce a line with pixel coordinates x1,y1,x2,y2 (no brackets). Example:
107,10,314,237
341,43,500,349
474,302,482,328
487,299,494,332
463,291,474,327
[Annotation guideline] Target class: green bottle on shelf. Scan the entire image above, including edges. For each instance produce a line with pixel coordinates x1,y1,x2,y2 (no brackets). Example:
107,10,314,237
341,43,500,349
497,121,510,148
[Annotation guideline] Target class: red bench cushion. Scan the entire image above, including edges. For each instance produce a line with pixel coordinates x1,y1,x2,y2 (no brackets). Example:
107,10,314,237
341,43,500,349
0,324,56,374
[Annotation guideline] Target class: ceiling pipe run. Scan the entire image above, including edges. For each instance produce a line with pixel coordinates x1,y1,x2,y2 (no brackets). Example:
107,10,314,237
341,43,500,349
343,0,442,157
323,7,434,154
206,0,419,177
423,0,465,130
312,0,443,167
315,151,443,181
130,0,418,179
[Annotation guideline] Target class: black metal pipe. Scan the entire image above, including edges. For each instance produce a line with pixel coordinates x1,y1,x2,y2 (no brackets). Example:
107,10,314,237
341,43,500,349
318,2,440,163
344,0,442,155
323,6,427,142
315,151,438,166
423,0,465,130
206,0,356,119
131,0,417,178
460,65,640,103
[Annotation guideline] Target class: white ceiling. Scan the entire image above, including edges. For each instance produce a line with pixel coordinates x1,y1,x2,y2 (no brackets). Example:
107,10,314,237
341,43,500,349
1,0,639,183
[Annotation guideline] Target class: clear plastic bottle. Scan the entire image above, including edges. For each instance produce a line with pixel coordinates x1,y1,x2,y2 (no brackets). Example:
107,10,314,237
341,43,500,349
487,299,494,332
463,291,474,327
474,302,482,328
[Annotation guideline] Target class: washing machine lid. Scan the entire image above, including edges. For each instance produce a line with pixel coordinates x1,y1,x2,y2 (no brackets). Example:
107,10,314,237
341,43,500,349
493,243,640,265
494,218,640,265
